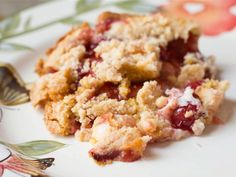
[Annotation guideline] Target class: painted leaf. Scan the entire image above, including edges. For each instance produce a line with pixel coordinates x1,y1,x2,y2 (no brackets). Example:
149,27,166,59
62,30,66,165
76,0,101,14
0,62,29,106
61,17,83,26
115,0,156,13
12,140,66,156
0,14,20,37
23,16,32,30
0,165,3,177
0,42,32,51
115,0,140,9
0,108,2,122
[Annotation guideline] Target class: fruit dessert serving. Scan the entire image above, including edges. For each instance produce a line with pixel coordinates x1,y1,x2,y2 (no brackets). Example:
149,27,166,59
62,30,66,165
30,12,229,164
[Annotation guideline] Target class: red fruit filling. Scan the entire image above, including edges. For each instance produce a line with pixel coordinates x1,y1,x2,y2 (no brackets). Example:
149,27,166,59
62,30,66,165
170,104,197,131
77,65,95,82
89,150,120,163
160,33,199,63
89,149,141,163
94,82,120,100
77,27,106,59
186,80,203,90
84,35,106,59
76,28,106,83
127,82,144,98
70,119,81,134
96,18,119,33
204,68,213,79
92,82,144,100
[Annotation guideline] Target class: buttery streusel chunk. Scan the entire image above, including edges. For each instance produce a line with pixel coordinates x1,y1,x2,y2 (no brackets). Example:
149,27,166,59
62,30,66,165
30,68,75,106
44,95,78,136
30,12,229,164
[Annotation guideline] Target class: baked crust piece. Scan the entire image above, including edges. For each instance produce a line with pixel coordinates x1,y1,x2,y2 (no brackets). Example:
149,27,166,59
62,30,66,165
44,95,79,136
30,12,229,164
30,68,75,106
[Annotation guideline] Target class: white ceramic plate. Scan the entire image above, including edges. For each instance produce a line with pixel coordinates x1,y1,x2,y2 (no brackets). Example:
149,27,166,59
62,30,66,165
0,0,236,177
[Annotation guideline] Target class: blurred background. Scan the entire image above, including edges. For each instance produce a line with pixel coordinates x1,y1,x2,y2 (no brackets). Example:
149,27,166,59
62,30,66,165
0,0,235,36
0,0,48,19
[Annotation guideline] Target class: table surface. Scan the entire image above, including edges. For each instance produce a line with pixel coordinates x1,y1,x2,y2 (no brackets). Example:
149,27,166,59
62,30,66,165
0,0,47,19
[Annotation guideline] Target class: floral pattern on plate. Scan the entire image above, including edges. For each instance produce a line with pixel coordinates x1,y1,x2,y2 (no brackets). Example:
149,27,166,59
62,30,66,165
0,0,235,176
160,0,236,36
0,140,65,177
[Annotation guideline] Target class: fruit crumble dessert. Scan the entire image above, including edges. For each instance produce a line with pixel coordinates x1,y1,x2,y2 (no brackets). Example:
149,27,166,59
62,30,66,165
30,12,229,164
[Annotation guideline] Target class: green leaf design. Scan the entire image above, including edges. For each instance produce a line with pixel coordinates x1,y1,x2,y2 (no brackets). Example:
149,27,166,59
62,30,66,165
13,140,66,156
76,0,101,14
0,140,66,157
0,42,32,51
0,107,2,122
115,0,140,9
61,17,83,26
0,14,21,37
0,0,155,52
115,0,156,13
23,16,32,30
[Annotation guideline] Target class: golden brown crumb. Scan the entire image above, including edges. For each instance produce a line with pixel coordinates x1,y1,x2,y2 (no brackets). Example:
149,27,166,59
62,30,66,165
30,69,74,107
44,95,78,136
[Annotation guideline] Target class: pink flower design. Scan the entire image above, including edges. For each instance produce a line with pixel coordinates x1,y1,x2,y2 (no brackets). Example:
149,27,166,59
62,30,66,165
161,0,236,35
0,166,4,177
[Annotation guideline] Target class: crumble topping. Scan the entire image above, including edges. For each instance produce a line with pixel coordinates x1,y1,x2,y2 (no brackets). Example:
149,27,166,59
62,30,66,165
44,95,78,136
192,119,205,136
30,11,229,164
89,114,151,164
30,68,75,106
94,38,162,82
105,13,199,41
136,81,162,110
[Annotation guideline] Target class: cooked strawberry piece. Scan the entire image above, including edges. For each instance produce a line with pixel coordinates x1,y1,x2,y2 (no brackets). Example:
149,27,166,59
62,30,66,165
70,119,81,134
170,104,197,131
89,150,120,163
160,33,199,63
89,149,141,163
